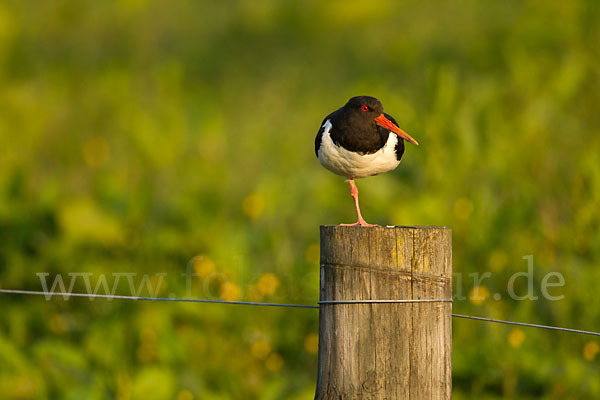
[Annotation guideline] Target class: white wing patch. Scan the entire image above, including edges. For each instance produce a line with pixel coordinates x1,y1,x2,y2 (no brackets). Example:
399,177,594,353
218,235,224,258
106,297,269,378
317,119,401,179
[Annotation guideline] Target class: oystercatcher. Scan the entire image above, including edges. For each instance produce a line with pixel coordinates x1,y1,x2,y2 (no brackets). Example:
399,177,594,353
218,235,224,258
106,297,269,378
315,96,419,226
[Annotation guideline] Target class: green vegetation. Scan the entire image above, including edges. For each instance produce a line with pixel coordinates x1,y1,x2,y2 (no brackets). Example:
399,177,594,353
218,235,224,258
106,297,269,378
1,0,600,398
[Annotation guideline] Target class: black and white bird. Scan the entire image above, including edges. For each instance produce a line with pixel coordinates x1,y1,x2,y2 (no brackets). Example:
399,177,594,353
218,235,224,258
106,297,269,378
315,96,419,226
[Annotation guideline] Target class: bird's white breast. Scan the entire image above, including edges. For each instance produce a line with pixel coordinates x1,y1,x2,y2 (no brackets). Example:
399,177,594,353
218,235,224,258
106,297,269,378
317,119,401,179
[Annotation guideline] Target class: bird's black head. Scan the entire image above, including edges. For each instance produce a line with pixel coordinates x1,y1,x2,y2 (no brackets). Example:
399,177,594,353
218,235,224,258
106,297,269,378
340,95,419,146
344,96,384,116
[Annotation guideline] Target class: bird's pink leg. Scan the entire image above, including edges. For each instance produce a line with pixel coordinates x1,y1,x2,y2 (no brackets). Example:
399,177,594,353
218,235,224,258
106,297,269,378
340,179,378,227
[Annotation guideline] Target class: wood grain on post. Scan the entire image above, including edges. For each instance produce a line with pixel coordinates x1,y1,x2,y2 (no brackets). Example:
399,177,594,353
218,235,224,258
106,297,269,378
315,225,452,400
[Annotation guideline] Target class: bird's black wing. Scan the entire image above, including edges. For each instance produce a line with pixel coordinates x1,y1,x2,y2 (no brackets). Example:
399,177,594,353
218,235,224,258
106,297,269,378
314,113,333,158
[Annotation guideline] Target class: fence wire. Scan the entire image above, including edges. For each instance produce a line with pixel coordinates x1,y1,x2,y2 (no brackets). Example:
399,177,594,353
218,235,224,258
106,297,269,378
2,288,599,337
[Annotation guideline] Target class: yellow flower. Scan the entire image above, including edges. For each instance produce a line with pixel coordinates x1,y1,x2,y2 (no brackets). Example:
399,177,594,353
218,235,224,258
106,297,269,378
256,273,280,296
58,197,123,245
0,4,17,40
220,282,241,302
304,333,319,355
251,340,271,359
469,285,490,305
192,256,215,278
49,314,68,335
508,328,525,348
242,193,265,219
489,250,508,272
583,341,600,361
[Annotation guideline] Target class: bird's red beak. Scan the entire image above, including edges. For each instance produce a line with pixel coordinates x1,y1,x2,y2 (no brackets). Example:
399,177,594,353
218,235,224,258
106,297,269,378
374,114,419,146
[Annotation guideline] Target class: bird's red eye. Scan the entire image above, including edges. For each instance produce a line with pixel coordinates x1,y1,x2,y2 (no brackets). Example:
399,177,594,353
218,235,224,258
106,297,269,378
361,105,368,111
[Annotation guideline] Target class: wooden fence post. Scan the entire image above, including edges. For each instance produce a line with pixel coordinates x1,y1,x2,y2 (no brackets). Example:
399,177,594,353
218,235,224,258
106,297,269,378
315,225,452,400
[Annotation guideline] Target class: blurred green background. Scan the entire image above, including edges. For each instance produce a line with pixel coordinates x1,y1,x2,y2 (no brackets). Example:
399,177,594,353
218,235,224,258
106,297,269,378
1,0,599,398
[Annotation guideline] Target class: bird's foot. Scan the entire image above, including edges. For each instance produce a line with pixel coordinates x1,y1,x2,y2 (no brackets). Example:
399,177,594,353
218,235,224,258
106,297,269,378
340,220,379,227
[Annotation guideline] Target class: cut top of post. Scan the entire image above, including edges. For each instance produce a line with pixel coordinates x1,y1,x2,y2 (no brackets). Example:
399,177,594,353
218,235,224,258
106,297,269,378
319,225,452,279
